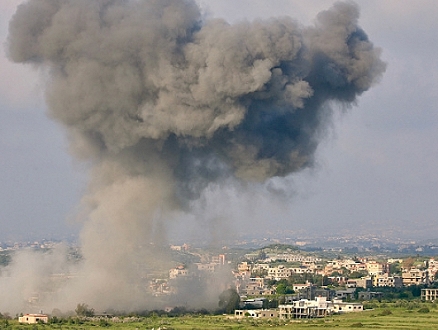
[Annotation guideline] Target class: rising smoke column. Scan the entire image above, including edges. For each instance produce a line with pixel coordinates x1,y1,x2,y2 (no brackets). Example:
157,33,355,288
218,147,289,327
7,0,385,311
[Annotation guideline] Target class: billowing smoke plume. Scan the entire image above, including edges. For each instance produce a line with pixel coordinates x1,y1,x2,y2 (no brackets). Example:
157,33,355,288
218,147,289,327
5,0,385,313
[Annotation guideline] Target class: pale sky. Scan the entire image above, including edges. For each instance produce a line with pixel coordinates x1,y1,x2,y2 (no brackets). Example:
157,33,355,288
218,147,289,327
1,0,437,242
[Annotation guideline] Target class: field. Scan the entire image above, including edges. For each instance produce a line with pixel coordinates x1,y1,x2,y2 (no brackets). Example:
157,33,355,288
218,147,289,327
3,304,438,329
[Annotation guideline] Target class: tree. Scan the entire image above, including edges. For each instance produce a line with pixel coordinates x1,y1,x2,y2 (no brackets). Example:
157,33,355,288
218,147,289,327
275,282,294,295
75,303,94,317
402,257,415,269
389,262,402,275
350,271,368,278
218,288,240,314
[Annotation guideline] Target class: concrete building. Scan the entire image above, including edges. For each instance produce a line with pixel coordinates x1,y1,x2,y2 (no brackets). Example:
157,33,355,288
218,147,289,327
293,283,311,292
18,314,48,324
279,297,330,319
332,299,364,313
211,254,226,265
169,266,188,279
373,274,403,287
427,258,438,280
366,261,385,276
314,288,336,301
358,291,383,301
334,288,356,300
234,309,278,318
241,298,266,309
238,262,251,272
402,268,429,286
244,277,274,296
421,288,438,301
268,265,293,280
354,277,373,289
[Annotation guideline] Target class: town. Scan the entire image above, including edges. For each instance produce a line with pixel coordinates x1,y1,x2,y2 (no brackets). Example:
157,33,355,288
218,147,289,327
2,237,438,325
164,243,438,319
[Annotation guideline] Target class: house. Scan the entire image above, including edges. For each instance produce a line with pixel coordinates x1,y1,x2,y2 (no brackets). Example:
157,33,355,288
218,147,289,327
314,288,336,300
240,298,266,309
234,309,278,318
354,277,372,289
332,299,363,313
346,280,358,288
244,277,274,295
402,268,429,286
18,314,48,324
238,262,251,272
211,254,226,265
259,309,278,318
293,283,311,292
334,288,356,300
345,261,367,273
195,263,218,273
427,258,438,280
169,265,188,279
358,291,383,301
235,309,258,318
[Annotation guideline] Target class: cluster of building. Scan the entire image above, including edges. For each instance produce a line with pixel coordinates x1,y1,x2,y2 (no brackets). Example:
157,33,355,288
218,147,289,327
235,296,364,320
235,253,438,292
228,253,438,320
0,240,58,251
148,247,438,303
16,246,438,323
149,252,228,296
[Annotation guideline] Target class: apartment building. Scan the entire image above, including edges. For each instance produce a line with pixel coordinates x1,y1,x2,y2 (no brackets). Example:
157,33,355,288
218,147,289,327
402,268,429,286
373,274,403,287
366,261,385,276
268,265,293,280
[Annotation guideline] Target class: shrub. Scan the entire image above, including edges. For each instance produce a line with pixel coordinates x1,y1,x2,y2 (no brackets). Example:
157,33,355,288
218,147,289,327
406,301,420,310
99,318,111,327
350,322,364,327
378,309,392,316
418,307,430,313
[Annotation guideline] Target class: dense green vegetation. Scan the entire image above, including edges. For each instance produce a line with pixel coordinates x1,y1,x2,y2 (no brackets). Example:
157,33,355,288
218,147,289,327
3,302,438,329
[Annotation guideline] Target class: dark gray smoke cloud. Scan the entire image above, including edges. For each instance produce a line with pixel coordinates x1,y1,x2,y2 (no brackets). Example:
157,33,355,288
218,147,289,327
6,0,385,312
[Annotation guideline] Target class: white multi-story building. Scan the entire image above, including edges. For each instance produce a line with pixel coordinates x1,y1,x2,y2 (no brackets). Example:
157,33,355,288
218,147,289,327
279,297,330,319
